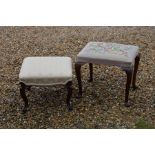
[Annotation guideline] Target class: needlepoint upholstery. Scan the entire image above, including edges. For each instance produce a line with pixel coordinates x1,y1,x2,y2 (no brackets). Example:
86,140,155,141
77,42,139,69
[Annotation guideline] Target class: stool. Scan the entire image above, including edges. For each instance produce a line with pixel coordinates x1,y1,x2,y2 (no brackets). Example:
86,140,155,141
19,56,72,113
75,42,140,106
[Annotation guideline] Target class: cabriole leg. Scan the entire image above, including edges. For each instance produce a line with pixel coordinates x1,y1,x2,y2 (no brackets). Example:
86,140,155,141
75,63,82,97
66,81,73,111
132,54,140,90
88,63,93,82
124,69,133,106
20,82,29,113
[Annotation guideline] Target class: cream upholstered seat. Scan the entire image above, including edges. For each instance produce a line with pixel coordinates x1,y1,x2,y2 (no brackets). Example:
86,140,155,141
77,42,139,69
19,56,72,86
19,56,73,113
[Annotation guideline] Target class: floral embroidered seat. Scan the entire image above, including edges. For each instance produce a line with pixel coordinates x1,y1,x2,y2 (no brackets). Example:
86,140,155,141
75,42,140,106
77,42,139,70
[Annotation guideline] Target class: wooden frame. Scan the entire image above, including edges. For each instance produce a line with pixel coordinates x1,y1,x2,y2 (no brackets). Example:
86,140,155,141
75,54,140,106
20,81,73,114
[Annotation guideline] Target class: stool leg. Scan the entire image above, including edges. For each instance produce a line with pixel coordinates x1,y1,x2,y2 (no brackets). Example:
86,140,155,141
27,86,31,91
124,69,133,107
88,63,93,82
132,54,140,90
75,63,82,97
20,82,29,113
66,81,73,111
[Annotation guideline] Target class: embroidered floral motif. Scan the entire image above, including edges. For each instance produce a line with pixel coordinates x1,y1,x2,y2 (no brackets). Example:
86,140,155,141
78,42,139,69
86,42,130,58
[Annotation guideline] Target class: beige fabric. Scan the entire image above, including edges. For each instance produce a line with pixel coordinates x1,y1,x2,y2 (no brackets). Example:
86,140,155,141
19,57,72,86
76,42,139,69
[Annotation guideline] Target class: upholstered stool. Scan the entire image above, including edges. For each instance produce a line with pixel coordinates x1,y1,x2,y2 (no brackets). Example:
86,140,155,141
19,56,72,113
75,42,140,106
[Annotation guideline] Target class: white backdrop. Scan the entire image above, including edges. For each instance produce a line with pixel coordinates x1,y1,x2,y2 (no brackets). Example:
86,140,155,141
0,0,155,154
0,0,154,25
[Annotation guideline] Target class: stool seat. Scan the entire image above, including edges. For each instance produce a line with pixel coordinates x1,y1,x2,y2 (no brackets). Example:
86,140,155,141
77,42,139,69
75,42,140,106
19,56,73,113
19,56,72,86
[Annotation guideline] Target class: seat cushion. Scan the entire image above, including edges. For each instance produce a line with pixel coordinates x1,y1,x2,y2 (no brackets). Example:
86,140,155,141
19,57,72,85
76,42,139,69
